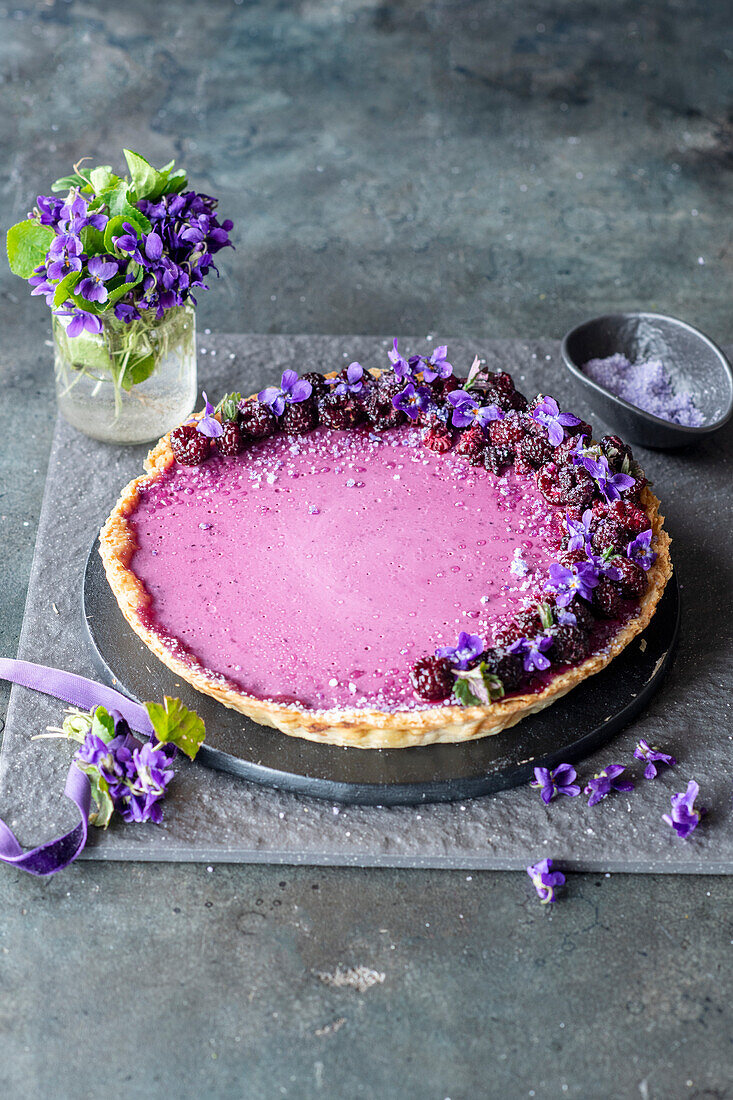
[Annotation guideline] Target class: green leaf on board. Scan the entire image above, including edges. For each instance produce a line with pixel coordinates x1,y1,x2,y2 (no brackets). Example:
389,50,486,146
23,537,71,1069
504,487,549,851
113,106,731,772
144,697,206,760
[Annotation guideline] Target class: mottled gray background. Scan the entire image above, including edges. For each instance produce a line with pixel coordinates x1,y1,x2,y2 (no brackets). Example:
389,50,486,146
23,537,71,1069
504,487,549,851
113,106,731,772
1,2,732,1098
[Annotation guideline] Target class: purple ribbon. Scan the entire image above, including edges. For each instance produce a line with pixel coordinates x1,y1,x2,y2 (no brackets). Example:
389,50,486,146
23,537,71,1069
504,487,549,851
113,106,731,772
0,658,154,876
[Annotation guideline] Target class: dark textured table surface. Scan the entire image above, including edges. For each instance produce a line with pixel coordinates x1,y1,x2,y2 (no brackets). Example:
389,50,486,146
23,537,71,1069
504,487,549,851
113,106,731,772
1,3,732,1098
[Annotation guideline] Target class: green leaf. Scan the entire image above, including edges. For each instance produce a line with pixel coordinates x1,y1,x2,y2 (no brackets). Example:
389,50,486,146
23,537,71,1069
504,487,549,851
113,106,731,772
87,773,114,828
90,706,117,744
52,269,81,307
6,220,54,278
123,149,161,201
216,392,242,421
121,351,156,391
51,172,87,194
144,697,206,760
80,224,106,256
89,165,117,193
452,662,505,707
104,212,149,253
165,168,188,194
97,183,151,232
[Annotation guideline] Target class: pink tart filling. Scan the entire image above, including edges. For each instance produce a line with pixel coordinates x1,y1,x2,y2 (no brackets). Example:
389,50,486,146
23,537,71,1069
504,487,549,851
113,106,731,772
129,425,567,711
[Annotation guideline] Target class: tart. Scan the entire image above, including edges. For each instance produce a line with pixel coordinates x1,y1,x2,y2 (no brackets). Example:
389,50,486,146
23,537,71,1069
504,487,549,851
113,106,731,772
99,347,672,748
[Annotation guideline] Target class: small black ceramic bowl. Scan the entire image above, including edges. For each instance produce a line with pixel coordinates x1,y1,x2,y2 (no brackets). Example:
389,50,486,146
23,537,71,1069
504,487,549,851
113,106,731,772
561,311,733,448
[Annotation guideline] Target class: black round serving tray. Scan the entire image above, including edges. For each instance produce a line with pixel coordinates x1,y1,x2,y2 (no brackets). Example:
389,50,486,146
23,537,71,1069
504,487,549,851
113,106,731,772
83,538,679,806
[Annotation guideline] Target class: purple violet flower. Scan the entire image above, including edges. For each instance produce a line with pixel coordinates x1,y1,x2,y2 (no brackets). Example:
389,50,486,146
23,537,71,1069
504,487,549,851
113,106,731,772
436,631,485,670
387,338,417,380
555,607,578,626
35,194,63,226
421,345,453,383
581,454,635,503
531,396,581,447
446,389,505,430
584,765,634,806
116,742,175,825
634,739,676,780
28,266,56,304
663,780,705,839
327,362,365,395
510,634,554,672
46,235,83,281
56,308,104,339
392,382,431,420
530,763,581,804
76,731,135,787
526,858,565,905
113,301,140,323
566,509,593,552
113,222,145,264
545,560,599,606
258,370,313,417
627,529,657,571
194,392,224,438
77,256,118,304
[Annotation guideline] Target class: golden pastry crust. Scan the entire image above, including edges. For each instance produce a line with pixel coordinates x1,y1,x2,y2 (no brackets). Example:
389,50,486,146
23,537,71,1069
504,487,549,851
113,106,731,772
99,385,673,749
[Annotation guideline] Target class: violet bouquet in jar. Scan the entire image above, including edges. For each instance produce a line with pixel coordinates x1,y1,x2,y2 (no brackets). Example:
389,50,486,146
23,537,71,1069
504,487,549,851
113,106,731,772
6,150,233,444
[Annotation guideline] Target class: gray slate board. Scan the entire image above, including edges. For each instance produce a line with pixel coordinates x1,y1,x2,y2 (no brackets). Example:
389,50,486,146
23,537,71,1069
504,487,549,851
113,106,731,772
1,335,731,872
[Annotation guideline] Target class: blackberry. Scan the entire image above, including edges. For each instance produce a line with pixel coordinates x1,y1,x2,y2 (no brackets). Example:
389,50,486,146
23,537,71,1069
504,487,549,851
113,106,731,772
482,647,524,693
301,371,328,398
517,431,554,469
600,434,633,472
318,391,364,429
495,607,542,648
282,398,318,434
566,418,593,439
592,577,625,619
609,557,647,598
410,655,454,702
434,375,462,398
364,376,404,430
566,598,595,632
609,500,650,536
215,419,245,457
483,445,513,475
239,400,277,440
591,517,626,554
456,423,487,465
488,411,527,452
553,435,587,463
170,424,210,466
549,623,592,665
537,462,594,507
556,547,588,569
423,423,454,453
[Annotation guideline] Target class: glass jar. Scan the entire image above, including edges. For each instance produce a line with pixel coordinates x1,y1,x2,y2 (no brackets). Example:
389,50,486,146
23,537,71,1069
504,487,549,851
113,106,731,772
53,303,197,444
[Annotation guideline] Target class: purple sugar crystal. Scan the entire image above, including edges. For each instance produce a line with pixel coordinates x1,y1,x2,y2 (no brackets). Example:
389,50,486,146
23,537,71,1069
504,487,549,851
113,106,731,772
581,354,703,427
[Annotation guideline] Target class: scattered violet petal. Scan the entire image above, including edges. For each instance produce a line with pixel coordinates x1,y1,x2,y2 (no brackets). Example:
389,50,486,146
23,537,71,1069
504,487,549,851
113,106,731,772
662,780,705,838
584,764,634,806
530,764,581,804
526,858,565,905
634,739,676,780
435,631,485,670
